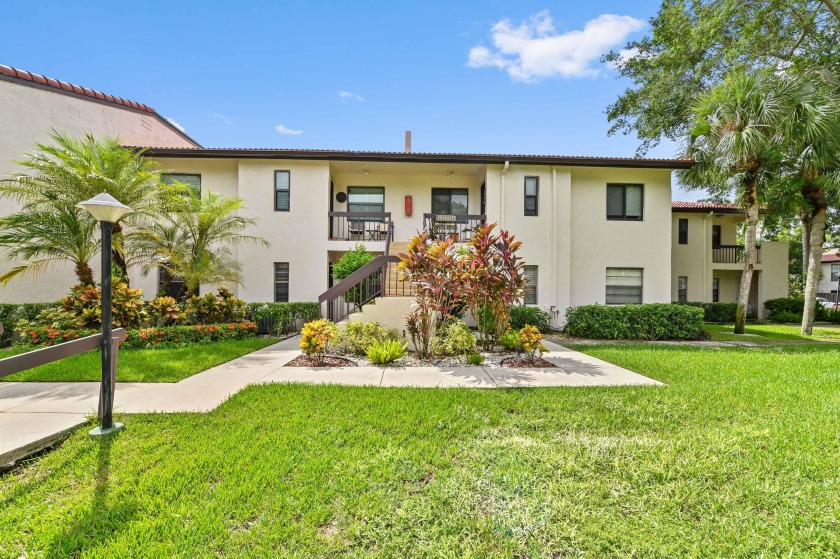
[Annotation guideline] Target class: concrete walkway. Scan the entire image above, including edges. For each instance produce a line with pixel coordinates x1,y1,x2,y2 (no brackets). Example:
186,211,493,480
0,338,659,465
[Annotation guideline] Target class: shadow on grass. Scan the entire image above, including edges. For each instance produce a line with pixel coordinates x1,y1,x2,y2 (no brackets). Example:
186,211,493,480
44,431,137,558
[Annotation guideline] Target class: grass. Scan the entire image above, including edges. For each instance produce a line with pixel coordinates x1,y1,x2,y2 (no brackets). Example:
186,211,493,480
0,338,278,383
1,344,838,557
705,322,840,342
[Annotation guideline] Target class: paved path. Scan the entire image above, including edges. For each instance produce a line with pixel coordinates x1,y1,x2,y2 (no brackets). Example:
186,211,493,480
0,338,659,465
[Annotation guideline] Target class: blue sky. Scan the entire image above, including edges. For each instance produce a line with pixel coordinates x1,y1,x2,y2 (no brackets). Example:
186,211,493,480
2,0,700,198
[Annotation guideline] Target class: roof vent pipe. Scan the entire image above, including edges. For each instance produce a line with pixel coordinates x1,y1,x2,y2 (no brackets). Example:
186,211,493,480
405,131,412,153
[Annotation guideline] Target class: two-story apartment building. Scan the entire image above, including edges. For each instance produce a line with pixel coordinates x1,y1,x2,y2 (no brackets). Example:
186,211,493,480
139,147,687,324
0,64,790,323
671,202,788,317
819,250,840,300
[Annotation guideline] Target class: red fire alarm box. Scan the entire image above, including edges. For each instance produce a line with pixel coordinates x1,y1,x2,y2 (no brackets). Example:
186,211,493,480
404,195,413,216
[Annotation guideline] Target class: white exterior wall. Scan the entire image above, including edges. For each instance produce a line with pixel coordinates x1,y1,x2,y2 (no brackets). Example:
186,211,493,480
819,261,839,294
0,78,197,303
236,160,331,303
568,167,673,309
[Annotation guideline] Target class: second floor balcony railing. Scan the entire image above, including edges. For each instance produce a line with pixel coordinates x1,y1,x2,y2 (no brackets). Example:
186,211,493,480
713,244,761,264
422,213,486,241
329,212,393,243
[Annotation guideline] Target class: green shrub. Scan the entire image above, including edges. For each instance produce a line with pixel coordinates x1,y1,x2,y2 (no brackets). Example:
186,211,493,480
433,319,476,355
333,245,375,306
365,339,408,364
764,297,836,322
186,288,246,324
61,280,147,329
466,352,485,365
564,304,704,340
15,322,258,349
147,296,184,326
769,311,802,323
497,329,522,351
245,302,319,334
338,321,401,355
680,302,738,322
0,304,18,347
509,306,552,331
476,306,497,339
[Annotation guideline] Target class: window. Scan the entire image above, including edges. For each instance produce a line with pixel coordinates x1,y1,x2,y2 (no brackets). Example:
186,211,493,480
432,188,468,215
524,177,539,216
678,276,687,303
275,171,290,211
523,266,538,305
712,278,720,302
678,218,688,244
274,262,289,302
712,225,722,247
157,266,185,298
832,264,840,282
163,173,201,196
606,268,643,304
606,184,643,220
347,186,385,214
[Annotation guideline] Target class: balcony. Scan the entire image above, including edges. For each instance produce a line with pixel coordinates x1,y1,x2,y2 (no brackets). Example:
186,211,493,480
329,212,393,243
422,213,486,242
713,244,761,264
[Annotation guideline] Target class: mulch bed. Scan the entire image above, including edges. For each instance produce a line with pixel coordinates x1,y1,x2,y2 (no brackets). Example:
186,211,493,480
500,356,557,368
285,355,357,367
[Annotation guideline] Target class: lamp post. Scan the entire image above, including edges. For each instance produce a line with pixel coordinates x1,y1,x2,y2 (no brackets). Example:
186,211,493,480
77,193,132,436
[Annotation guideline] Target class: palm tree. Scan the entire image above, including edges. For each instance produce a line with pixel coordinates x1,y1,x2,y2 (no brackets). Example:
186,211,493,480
780,77,840,334
0,197,99,285
0,132,177,282
135,190,268,299
679,71,793,333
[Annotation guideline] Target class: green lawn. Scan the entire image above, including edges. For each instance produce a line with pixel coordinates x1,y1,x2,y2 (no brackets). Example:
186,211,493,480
1,344,838,557
0,338,278,383
705,322,840,342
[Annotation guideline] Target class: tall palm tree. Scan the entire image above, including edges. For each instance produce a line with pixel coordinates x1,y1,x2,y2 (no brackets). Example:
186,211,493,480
0,132,176,282
135,190,268,299
780,77,840,334
679,71,793,333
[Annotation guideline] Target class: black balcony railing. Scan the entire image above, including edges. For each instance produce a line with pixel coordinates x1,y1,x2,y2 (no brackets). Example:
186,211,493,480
712,244,761,264
422,213,486,241
329,212,393,243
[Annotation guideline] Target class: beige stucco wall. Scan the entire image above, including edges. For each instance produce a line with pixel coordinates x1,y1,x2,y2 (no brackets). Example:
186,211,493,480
0,78,197,303
330,166,484,242
568,167,673,310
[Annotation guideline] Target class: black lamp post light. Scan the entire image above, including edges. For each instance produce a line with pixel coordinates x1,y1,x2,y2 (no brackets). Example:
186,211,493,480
76,193,132,437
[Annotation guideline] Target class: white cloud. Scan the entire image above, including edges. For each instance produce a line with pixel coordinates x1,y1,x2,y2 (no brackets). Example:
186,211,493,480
166,117,185,132
211,112,232,125
275,124,303,135
339,90,364,102
467,11,647,82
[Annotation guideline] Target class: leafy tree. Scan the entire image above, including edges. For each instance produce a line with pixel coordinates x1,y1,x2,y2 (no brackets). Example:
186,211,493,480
135,190,267,300
679,71,793,333
0,132,177,282
605,0,840,154
332,244,375,309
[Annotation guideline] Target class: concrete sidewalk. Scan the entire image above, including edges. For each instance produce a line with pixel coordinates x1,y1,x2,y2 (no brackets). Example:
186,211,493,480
0,338,660,465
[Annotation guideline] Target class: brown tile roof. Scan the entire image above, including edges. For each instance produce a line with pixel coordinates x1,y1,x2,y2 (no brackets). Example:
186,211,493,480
0,64,156,113
140,146,695,168
822,251,840,263
672,201,741,212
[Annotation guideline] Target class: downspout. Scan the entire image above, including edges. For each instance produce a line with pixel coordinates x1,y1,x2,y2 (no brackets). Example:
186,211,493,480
550,166,557,322
500,161,509,228
703,211,713,301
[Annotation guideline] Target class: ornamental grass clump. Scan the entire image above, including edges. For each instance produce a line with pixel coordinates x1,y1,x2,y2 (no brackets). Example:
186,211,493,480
365,339,408,364
299,318,338,365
